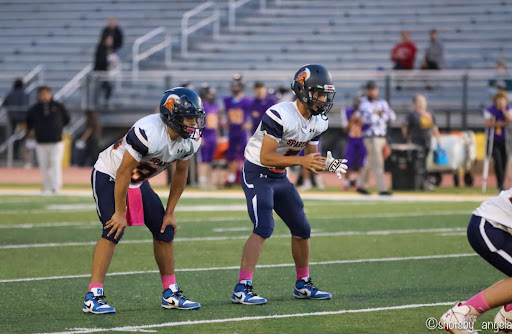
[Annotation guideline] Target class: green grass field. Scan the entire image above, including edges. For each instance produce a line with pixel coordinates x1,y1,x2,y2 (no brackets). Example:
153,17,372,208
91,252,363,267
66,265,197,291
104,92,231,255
0,192,507,333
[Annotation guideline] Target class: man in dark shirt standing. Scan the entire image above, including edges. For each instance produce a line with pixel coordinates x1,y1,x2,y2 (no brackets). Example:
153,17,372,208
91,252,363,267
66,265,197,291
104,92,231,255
26,86,70,194
100,18,123,53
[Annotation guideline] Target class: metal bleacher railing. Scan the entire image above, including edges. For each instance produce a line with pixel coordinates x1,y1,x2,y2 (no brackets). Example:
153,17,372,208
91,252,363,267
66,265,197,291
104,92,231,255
181,1,220,58
132,26,172,79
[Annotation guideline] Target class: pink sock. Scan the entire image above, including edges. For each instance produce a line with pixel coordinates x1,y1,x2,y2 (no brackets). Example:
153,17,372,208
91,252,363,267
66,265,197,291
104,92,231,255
463,291,491,314
505,303,512,312
296,267,309,281
88,282,103,291
161,274,176,290
238,269,253,283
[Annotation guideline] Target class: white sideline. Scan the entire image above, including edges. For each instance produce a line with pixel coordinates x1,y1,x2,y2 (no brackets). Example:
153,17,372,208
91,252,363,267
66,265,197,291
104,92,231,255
37,301,456,334
0,210,470,229
0,253,476,283
0,227,467,249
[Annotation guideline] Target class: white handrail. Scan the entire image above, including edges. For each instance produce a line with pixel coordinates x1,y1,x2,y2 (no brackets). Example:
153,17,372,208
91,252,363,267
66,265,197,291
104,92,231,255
132,26,172,79
54,64,92,101
229,0,267,31
181,1,220,57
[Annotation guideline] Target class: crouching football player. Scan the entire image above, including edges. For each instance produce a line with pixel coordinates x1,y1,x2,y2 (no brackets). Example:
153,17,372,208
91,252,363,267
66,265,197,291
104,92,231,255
231,64,348,305
83,88,205,314
440,188,512,333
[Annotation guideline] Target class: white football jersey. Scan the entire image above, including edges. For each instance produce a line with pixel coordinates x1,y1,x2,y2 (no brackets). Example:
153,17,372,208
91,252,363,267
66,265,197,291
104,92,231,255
474,188,512,228
244,101,328,168
94,114,201,188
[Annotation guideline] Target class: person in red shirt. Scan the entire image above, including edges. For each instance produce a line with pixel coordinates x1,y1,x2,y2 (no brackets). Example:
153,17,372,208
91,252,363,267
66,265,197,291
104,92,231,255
390,30,417,70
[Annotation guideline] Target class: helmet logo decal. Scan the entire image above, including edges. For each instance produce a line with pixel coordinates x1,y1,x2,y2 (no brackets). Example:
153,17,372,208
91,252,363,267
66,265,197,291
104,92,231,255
163,94,180,113
295,67,311,84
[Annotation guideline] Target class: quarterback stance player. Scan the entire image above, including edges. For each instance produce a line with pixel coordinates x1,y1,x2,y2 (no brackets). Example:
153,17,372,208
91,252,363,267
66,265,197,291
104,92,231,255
231,64,348,305
440,189,512,333
83,88,205,314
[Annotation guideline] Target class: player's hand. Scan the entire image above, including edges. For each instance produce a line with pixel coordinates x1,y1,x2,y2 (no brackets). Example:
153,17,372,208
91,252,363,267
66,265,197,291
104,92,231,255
302,153,326,174
105,211,127,240
161,213,178,235
325,151,348,180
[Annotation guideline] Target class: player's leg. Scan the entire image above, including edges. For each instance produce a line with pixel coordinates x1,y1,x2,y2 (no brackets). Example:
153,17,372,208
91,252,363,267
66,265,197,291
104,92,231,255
198,139,215,190
274,180,331,300
373,137,389,194
232,163,274,305
84,169,118,314
343,139,356,189
139,181,200,310
35,143,51,193
440,215,512,332
226,133,238,186
357,138,372,194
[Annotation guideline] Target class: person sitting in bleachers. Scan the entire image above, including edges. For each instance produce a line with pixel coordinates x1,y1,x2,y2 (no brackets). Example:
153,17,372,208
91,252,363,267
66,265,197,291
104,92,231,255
390,30,417,70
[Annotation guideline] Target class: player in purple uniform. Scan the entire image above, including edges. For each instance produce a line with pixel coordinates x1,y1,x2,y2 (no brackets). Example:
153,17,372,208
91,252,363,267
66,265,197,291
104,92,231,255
342,97,367,190
249,81,278,135
198,84,219,190
223,74,253,186
483,91,512,192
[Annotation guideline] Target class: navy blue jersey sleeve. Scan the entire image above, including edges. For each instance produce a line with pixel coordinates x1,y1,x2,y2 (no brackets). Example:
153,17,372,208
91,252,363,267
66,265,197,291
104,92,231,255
260,109,283,141
126,127,149,157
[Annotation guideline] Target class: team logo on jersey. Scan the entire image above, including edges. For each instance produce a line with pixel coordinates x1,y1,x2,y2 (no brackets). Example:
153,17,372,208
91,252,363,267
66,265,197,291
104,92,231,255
295,67,311,84
163,94,180,113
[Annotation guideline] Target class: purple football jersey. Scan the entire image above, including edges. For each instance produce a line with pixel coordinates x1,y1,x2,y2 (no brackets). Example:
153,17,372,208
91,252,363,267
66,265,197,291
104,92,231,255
223,96,253,134
249,94,278,134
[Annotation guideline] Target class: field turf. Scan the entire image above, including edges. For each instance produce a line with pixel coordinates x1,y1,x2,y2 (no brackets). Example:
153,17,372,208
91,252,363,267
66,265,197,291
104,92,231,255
0,192,506,333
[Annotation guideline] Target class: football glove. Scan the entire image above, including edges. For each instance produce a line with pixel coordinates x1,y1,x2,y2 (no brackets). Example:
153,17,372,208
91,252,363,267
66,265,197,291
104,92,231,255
325,151,348,179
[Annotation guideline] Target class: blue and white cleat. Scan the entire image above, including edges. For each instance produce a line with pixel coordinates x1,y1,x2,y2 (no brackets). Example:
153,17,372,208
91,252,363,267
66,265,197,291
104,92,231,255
162,284,201,310
83,288,116,314
294,277,332,300
231,279,267,305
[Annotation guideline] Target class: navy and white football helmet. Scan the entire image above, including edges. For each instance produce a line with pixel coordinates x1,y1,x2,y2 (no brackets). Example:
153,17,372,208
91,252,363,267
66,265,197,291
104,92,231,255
291,64,336,117
159,87,205,139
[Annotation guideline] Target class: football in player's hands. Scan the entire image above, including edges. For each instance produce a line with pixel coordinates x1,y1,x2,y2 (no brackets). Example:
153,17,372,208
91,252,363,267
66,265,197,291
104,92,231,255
325,151,348,179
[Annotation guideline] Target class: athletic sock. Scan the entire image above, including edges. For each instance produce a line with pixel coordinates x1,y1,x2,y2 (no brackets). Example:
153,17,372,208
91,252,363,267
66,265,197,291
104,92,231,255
161,274,176,290
238,269,253,283
88,282,103,292
463,291,491,314
296,267,309,281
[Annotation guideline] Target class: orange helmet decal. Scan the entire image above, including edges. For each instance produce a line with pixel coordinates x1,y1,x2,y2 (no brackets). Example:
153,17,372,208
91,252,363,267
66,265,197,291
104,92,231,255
295,67,311,85
163,94,180,113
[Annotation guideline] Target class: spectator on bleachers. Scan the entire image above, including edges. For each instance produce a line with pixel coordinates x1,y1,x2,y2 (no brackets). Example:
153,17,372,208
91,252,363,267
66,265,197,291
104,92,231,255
26,86,70,195
198,83,219,190
100,18,123,53
402,94,441,189
357,81,396,195
4,78,32,168
73,110,101,167
489,60,512,94
222,74,252,187
94,35,119,109
249,81,277,134
390,30,417,70
421,29,444,70
484,91,512,192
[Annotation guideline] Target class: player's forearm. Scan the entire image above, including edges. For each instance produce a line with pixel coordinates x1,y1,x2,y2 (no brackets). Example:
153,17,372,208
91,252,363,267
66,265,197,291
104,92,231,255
260,152,304,168
113,169,131,214
165,169,188,215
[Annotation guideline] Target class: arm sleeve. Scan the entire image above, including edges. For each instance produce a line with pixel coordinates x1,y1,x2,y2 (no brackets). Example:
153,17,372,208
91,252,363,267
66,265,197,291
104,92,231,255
26,107,34,131
309,134,322,145
60,103,70,126
260,109,283,143
125,127,149,161
383,101,396,122
483,108,493,120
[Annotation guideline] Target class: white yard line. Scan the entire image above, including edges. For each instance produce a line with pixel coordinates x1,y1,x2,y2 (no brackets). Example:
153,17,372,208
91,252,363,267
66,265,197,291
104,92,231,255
0,210,470,229
0,189,488,202
36,301,456,334
0,253,476,284
0,227,467,250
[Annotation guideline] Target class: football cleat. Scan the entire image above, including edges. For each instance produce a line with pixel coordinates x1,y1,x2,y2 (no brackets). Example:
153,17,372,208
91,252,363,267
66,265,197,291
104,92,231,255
232,280,267,305
82,288,116,314
162,284,201,310
294,277,332,300
439,302,479,334
494,306,512,333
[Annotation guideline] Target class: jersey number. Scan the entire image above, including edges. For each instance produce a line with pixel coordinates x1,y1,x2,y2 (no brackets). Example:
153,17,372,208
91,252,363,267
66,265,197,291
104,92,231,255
131,163,157,183
228,108,245,125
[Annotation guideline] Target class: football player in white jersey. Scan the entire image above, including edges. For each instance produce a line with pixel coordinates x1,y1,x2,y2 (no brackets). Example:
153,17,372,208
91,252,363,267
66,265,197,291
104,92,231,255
231,65,348,305
83,88,205,314
440,189,512,333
